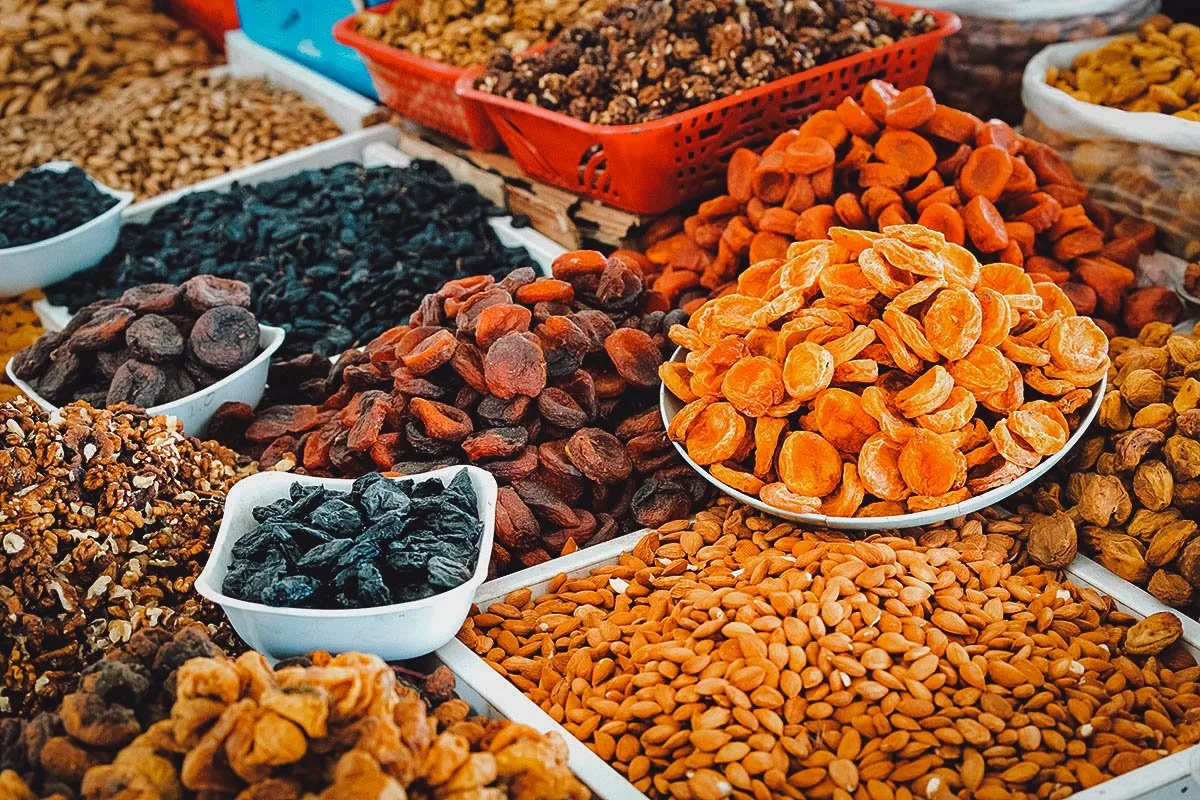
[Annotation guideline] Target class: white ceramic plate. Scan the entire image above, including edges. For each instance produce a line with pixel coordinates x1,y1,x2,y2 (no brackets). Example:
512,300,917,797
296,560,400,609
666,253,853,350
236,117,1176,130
659,346,1105,530
6,324,284,437
196,465,496,662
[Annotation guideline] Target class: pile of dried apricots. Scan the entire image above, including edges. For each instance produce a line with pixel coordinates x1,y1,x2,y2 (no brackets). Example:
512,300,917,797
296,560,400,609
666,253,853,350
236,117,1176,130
644,79,1183,335
661,223,1110,518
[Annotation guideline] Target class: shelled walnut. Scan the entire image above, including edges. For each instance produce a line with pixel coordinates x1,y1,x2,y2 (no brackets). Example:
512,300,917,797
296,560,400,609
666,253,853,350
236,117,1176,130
1033,320,1200,609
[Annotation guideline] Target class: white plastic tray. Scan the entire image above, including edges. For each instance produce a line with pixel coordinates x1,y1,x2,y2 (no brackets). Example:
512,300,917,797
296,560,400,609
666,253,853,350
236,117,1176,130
6,324,284,437
196,465,496,661
659,346,1106,530
440,527,1200,800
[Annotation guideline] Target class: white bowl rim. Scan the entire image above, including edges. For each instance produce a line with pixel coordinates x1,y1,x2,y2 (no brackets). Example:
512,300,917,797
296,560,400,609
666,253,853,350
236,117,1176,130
194,465,497,618
5,323,286,417
0,161,134,255
659,345,1106,530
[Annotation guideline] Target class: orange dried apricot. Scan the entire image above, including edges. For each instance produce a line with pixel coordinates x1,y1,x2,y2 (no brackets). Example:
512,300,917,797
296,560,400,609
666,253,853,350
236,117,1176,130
894,365,955,418
1046,315,1109,374
958,145,1014,203
824,325,877,366
858,433,909,501
821,463,866,517
685,401,747,465
667,396,714,442
898,429,957,496
869,318,921,374
1007,408,1068,456
923,288,982,361
812,388,880,452
798,109,849,148
989,419,1042,469
753,416,787,478
784,136,837,175
659,361,697,403
916,202,965,246
782,342,834,401
777,431,842,497
759,482,822,515
916,386,977,434
963,196,1009,253
924,104,982,143
721,356,785,417
882,309,940,363
727,148,760,203
710,462,766,496
875,130,937,177
885,86,937,129
836,96,880,137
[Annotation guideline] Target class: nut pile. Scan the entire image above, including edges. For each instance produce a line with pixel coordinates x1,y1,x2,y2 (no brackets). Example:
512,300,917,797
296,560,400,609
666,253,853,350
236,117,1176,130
0,166,117,248
0,398,246,716
211,254,711,576
355,0,611,67
26,650,585,800
12,277,262,408
1048,16,1200,117
463,498,1200,799
1030,320,1200,609
474,0,938,125
0,0,214,118
45,162,535,359
663,224,1109,516
0,291,43,404
643,79,1183,336
0,73,342,200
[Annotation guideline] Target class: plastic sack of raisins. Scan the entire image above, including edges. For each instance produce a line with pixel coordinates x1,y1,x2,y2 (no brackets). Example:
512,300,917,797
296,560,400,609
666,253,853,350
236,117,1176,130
1022,32,1200,262
923,0,1159,124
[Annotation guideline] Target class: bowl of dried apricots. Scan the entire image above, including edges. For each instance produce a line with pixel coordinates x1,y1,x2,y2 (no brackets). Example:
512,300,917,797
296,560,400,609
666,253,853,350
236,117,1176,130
660,223,1108,529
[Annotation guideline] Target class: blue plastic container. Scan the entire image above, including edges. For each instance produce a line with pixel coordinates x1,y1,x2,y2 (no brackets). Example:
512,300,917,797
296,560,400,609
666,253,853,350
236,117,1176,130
235,0,384,98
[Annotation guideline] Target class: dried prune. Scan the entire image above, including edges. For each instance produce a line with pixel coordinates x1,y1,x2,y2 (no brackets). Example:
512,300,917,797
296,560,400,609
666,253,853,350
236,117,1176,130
631,478,691,528
125,315,184,363
106,361,166,408
9,330,62,379
66,306,135,352
566,428,633,484
182,275,251,312
537,388,589,429
118,283,182,314
484,332,547,399
188,305,259,372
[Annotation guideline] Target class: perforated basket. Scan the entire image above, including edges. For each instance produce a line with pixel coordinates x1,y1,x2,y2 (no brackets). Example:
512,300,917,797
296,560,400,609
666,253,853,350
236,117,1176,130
456,3,961,214
332,1,501,150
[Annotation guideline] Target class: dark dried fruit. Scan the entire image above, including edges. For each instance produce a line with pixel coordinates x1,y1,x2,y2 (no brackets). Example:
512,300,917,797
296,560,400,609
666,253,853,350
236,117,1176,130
566,428,633,484
106,360,166,408
484,331,547,399
124,314,184,363
188,305,259,372
181,274,251,312
66,306,135,352
0,166,118,248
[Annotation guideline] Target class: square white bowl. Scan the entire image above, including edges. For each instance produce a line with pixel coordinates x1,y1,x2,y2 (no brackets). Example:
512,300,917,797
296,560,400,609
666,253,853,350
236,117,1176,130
5,324,285,437
196,465,497,662
0,162,134,297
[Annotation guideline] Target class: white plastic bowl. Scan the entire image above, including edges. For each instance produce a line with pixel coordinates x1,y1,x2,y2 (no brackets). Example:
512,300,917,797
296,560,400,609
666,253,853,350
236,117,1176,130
660,347,1104,530
0,162,134,298
5,324,284,437
196,465,497,661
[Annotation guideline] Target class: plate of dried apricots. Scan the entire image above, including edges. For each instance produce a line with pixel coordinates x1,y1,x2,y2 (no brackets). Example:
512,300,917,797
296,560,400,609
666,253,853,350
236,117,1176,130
659,223,1108,529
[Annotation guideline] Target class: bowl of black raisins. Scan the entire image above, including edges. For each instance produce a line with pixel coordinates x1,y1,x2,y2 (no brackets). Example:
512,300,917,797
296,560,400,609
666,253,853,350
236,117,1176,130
0,162,133,297
196,466,497,661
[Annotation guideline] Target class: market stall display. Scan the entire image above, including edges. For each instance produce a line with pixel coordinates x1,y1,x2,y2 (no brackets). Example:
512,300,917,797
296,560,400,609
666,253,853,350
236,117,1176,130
661,224,1109,520
1024,15,1200,264
643,78,1183,336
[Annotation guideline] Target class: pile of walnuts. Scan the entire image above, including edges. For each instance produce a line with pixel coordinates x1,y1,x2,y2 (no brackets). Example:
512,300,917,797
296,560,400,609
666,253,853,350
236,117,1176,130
1032,320,1200,608
474,0,937,125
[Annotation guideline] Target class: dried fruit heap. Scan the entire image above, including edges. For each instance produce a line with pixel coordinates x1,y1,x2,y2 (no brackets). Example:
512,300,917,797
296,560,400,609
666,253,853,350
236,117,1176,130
223,471,484,609
0,628,587,800
663,224,1109,517
0,166,117,248
12,277,262,409
44,162,535,359
216,255,708,576
1031,321,1200,610
0,399,246,716
0,291,43,404
475,0,937,125
644,79,1182,334
463,499,1200,800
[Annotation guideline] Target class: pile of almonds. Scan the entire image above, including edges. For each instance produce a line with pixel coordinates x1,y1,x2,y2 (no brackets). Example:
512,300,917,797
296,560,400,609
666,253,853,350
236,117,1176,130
0,0,214,118
462,498,1200,799
1031,320,1200,609
0,73,343,199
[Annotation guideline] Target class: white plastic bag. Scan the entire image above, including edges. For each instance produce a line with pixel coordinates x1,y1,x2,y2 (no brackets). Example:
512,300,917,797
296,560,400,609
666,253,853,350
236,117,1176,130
1022,36,1200,260
918,0,1152,21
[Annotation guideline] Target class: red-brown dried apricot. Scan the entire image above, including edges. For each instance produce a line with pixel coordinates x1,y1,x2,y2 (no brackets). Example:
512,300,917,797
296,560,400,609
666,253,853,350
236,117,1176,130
685,401,747,465
604,328,662,388
722,356,785,417
401,329,458,375
476,304,533,350
898,429,957,496
484,332,547,399
958,145,1014,202
753,151,791,204
875,130,938,177
777,431,842,497
963,196,1009,253
515,278,575,304
728,148,760,203
885,86,937,129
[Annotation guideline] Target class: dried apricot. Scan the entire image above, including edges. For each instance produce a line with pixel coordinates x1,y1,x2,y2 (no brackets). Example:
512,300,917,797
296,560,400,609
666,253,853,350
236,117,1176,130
710,463,766,496
836,96,881,136
963,196,1009,253
958,145,1014,202
753,416,787,478
798,109,849,148
1007,408,1068,456
895,366,955,418
859,433,909,501
885,86,936,129
667,396,715,442
923,288,982,361
812,388,880,452
685,401,747,465
882,310,940,363
916,202,965,246
1046,315,1109,374
778,431,842,497
989,419,1042,469
898,429,957,496
782,342,835,401
727,148,759,203
875,130,937,177
821,463,866,517
722,356,785,417
759,482,822,514
917,387,977,434
784,136,837,175
659,361,697,403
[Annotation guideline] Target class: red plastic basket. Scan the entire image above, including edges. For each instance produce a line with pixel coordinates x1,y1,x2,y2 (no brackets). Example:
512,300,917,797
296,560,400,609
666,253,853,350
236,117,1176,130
457,3,961,215
163,0,239,51
332,2,501,150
